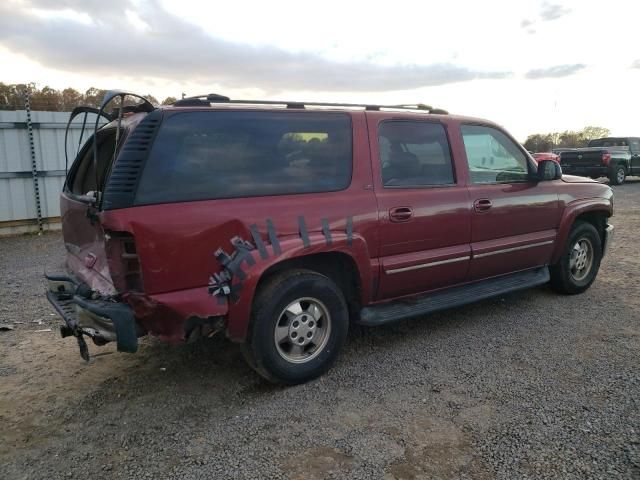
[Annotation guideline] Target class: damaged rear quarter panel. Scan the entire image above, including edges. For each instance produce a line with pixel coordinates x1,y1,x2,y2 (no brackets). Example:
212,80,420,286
100,196,378,342
97,111,378,342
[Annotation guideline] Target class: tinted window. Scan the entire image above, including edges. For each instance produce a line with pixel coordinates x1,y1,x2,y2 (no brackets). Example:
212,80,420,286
136,111,352,204
378,121,454,187
461,125,529,184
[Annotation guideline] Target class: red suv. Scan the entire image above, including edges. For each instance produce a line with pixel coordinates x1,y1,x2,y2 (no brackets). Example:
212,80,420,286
47,92,614,384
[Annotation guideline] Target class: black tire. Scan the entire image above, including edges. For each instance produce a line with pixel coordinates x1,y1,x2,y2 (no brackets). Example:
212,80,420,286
242,269,349,385
550,221,602,294
609,164,626,185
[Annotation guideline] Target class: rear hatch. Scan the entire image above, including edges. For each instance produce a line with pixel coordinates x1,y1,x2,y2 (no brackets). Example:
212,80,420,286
60,93,154,295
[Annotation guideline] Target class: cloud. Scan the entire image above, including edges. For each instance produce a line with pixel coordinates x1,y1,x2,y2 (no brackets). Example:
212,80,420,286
521,2,571,33
0,0,510,93
525,64,586,79
540,2,572,22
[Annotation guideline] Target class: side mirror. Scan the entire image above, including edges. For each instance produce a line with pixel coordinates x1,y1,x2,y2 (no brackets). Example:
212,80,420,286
537,160,562,181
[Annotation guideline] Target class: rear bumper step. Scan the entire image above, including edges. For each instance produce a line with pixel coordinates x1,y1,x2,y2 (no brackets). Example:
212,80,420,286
45,273,143,360
358,266,550,326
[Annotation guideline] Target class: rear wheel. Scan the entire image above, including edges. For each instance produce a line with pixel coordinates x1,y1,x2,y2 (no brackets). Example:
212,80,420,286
242,269,349,384
609,164,626,185
550,221,602,294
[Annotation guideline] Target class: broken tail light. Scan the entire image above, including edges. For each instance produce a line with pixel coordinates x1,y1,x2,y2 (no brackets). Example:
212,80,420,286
105,232,144,293
602,153,612,166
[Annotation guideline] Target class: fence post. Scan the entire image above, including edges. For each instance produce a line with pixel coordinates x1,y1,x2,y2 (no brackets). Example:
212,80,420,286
24,91,44,234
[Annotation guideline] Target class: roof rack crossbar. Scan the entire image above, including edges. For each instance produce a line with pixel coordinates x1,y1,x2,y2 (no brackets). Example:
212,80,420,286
173,94,447,114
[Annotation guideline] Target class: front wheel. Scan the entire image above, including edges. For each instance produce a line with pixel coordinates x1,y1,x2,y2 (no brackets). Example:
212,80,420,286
609,164,626,185
242,269,349,385
550,221,602,294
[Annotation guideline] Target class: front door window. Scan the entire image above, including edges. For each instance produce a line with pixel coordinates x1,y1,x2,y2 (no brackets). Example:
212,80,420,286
461,125,530,184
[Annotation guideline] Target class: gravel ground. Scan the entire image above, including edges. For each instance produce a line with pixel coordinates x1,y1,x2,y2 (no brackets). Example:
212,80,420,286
1,181,639,480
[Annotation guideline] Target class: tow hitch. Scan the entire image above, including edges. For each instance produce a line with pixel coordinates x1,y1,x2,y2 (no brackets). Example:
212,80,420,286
60,322,90,361
45,274,142,361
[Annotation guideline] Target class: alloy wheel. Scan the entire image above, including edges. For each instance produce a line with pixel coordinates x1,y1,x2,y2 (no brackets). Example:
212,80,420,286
273,297,332,364
569,237,594,282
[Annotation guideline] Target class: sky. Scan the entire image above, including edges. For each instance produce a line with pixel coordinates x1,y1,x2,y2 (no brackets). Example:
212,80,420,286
0,0,639,141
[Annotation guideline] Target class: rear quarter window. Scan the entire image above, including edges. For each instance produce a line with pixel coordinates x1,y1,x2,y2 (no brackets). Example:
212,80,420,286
66,128,120,196
135,111,353,204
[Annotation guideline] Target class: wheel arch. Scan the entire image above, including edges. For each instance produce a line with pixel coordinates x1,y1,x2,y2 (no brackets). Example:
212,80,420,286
256,251,363,321
552,201,611,264
225,234,374,342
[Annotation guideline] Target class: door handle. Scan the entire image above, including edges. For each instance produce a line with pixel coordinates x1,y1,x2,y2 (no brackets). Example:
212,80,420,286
473,199,492,212
389,206,413,222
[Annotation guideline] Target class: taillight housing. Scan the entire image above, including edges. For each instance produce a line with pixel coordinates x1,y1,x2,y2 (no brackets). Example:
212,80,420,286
105,232,144,293
602,153,612,166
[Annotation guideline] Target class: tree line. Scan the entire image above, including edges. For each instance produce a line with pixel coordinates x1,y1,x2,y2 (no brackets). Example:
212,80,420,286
0,83,177,111
523,126,611,152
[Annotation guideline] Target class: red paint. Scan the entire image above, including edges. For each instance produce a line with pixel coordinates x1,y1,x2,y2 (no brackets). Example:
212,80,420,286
58,107,614,346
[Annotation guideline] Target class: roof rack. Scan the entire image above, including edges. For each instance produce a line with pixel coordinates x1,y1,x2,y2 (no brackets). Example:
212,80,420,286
172,94,448,114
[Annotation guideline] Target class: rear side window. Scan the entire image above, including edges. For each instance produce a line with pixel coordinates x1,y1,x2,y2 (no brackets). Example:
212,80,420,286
378,121,454,187
66,128,119,196
135,111,352,204
461,124,530,184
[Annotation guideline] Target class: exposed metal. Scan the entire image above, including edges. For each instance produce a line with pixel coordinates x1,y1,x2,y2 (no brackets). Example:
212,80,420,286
24,92,43,233
64,106,112,177
46,272,140,360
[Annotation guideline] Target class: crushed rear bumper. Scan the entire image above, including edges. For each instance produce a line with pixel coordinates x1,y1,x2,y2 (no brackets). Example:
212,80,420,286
45,274,144,360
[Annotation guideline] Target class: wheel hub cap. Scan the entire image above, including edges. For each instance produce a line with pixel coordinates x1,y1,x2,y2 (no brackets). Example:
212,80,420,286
287,313,317,347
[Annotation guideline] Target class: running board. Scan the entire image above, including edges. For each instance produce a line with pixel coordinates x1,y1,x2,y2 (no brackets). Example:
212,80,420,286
358,267,550,326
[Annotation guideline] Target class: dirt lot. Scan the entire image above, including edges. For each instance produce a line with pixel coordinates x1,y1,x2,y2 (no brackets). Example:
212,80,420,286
1,181,639,480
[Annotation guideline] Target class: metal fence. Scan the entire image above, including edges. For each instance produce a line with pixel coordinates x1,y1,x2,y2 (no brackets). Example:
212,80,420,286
0,104,97,235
